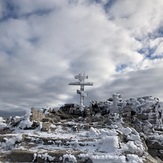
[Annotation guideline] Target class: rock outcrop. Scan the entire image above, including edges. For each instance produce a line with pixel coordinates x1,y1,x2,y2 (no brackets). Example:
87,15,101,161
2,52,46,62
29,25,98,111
0,94,163,162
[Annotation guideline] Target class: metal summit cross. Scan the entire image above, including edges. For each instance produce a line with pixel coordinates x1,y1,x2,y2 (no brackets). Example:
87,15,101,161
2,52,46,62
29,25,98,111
69,72,93,108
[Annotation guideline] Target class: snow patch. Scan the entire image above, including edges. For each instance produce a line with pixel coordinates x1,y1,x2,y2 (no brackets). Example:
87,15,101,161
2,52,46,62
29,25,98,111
63,154,77,163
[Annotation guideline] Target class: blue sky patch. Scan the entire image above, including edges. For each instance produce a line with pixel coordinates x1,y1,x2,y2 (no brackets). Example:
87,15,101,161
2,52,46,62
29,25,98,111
138,47,156,56
28,37,40,45
138,47,163,60
0,1,54,22
24,9,53,18
0,1,19,22
89,0,117,10
116,64,128,72
146,54,163,60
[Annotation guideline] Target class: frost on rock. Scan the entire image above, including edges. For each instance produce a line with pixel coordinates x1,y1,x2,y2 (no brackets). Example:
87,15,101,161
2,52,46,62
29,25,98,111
88,127,100,137
97,135,119,153
1,135,22,150
18,113,33,129
33,153,55,162
126,154,143,163
63,154,77,163
91,155,126,163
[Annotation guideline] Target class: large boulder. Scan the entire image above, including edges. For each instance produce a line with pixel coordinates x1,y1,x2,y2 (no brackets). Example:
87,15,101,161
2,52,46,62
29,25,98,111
8,149,34,162
147,135,163,150
59,103,86,118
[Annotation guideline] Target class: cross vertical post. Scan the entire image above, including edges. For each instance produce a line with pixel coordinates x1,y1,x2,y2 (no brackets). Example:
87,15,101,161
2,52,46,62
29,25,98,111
69,72,93,109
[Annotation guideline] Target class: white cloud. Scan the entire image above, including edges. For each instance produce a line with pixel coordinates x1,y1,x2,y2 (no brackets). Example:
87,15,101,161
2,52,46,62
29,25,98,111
110,0,163,37
0,1,3,19
0,0,163,113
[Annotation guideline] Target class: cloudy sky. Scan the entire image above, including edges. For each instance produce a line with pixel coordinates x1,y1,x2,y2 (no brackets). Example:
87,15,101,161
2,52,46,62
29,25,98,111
0,0,163,113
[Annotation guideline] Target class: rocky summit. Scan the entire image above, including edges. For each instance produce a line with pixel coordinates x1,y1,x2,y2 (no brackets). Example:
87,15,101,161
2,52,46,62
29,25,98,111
0,94,163,163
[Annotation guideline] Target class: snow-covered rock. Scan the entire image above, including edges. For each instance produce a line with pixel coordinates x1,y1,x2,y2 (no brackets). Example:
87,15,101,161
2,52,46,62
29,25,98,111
0,94,163,162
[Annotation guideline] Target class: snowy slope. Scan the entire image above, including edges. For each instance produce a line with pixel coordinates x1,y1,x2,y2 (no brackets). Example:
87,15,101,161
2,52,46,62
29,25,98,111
0,95,163,162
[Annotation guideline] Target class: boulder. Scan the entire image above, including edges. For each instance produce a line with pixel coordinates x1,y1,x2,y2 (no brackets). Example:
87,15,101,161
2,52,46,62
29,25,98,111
137,113,148,120
30,108,45,122
41,122,51,132
147,136,163,150
148,149,158,158
41,117,54,123
158,150,163,160
8,149,34,162
55,110,72,119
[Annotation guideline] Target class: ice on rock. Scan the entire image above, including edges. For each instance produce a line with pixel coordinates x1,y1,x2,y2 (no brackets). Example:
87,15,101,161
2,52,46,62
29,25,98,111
39,153,55,161
126,154,143,163
121,127,132,135
100,128,118,136
88,127,100,137
97,135,119,153
92,155,126,163
1,135,22,150
126,141,139,152
17,112,33,129
63,154,77,163
127,134,141,142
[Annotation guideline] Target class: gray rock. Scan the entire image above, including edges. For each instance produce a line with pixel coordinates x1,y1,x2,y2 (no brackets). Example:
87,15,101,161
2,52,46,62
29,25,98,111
8,149,34,162
41,122,51,132
147,137,163,150
158,150,163,160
